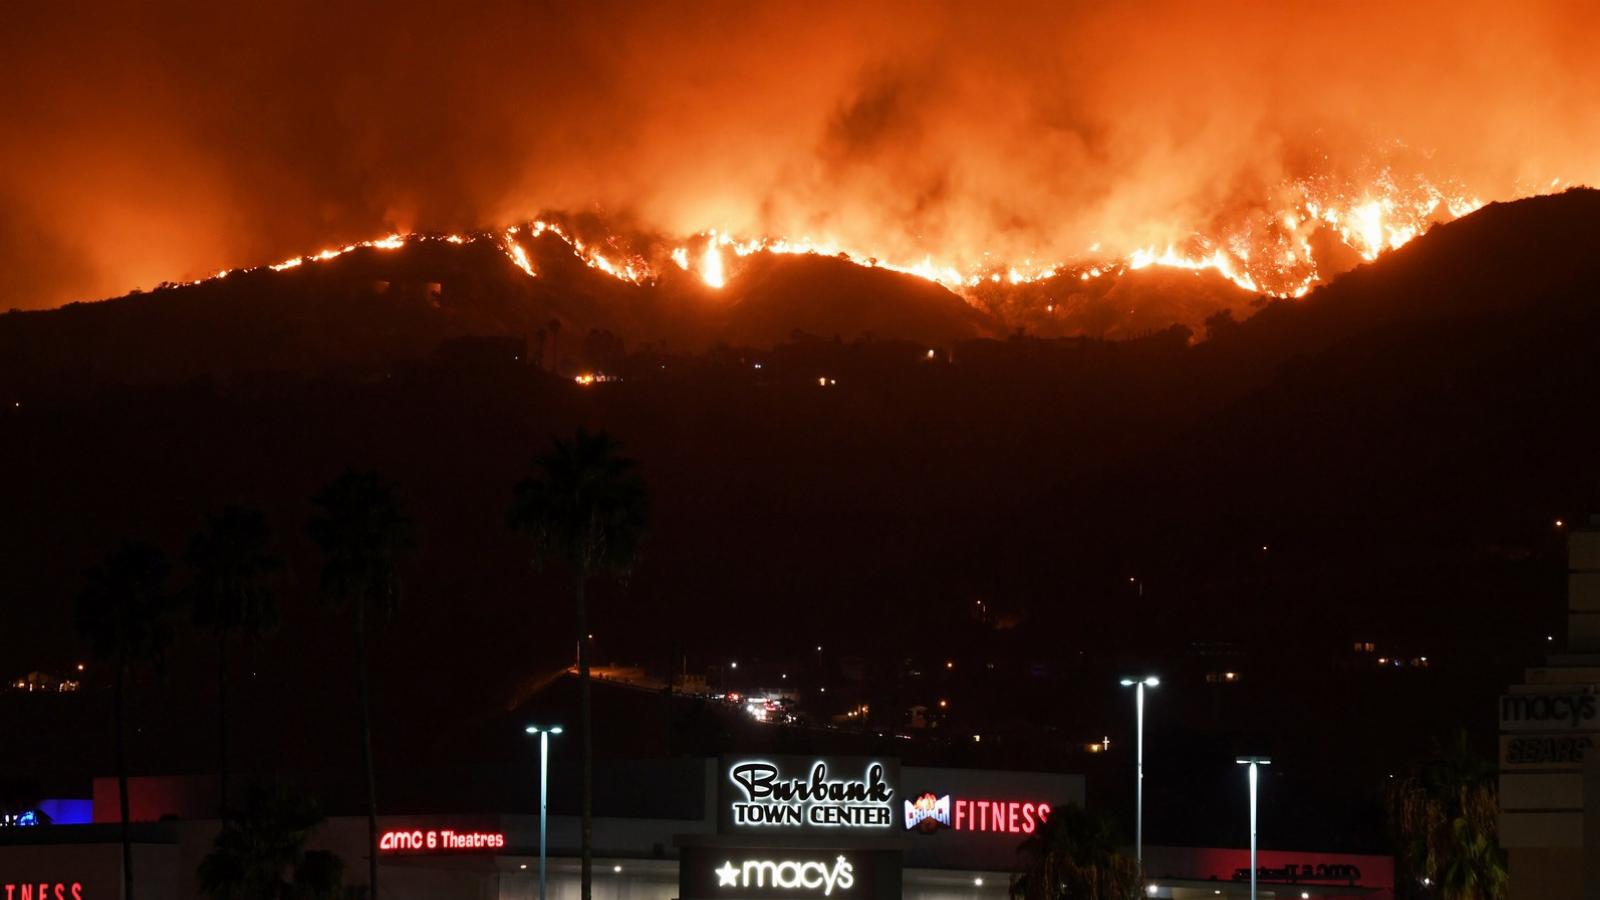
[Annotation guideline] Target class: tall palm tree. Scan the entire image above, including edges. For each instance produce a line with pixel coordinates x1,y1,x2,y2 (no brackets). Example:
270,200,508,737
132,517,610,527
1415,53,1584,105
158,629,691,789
1387,731,1508,900
510,428,649,900
307,472,414,900
75,541,178,900
1011,803,1142,900
186,506,281,822
197,783,347,900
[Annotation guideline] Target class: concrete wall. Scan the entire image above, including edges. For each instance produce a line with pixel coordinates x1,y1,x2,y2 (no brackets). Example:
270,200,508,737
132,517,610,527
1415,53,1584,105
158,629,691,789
0,837,180,900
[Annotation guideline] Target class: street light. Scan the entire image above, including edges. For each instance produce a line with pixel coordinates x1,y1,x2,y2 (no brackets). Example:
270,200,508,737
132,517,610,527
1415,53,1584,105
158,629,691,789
1235,756,1272,900
526,725,564,900
1119,676,1159,868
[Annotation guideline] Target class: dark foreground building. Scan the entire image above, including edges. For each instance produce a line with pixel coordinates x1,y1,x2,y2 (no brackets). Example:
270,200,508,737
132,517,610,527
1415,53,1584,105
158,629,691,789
0,757,1391,900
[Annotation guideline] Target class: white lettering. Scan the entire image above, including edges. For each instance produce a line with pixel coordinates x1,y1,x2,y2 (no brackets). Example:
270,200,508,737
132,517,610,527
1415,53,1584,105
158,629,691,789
719,856,855,895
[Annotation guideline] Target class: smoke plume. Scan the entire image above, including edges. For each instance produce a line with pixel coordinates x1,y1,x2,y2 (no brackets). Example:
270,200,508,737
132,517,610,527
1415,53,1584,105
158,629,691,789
2,0,1597,309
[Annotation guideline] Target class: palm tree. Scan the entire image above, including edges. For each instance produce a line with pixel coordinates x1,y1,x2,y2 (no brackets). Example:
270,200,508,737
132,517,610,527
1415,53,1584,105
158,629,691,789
509,428,649,900
186,506,282,822
307,472,414,900
196,783,348,900
1011,803,1142,900
1386,731,1508,900
75,541,178,900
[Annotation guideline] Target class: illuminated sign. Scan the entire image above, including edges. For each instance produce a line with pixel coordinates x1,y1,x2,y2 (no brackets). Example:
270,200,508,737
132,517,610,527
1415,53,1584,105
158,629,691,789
0,811,40,827
1499,693,1599,731
713,856,855,896
903,794,949,832
903,793,1050,835
377,829,505,853
681,847,897,900
2,885,84,900
1231,863,1361,884
723,758,897,831
1501,733,1594,770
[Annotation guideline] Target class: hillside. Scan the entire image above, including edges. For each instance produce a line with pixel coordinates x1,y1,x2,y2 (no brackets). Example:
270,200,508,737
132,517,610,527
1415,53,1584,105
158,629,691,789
0,233,999,386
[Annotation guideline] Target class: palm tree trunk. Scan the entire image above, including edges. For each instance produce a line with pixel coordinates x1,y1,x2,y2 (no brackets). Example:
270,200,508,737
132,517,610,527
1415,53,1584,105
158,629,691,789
576,571,592,900
114,658,135,900
217,633,229,822
355,599,380,900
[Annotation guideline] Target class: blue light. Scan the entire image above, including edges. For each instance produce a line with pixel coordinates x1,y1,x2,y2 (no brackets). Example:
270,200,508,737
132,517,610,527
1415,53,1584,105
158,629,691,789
37,799,94,825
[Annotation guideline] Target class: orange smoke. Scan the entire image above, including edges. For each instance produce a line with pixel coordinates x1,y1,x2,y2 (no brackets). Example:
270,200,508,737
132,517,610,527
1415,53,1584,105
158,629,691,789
0,1,1596,310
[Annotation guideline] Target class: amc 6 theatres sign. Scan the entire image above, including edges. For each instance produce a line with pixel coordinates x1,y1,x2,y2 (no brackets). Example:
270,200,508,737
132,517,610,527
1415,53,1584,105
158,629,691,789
721,757,899,832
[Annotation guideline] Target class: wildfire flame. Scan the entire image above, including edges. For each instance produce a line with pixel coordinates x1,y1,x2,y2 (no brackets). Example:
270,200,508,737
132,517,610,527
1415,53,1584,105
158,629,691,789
701,236,726,289
178,172,1507,311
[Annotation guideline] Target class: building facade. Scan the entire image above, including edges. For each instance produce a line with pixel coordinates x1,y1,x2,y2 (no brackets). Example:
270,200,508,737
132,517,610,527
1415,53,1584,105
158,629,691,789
1499,522,1600,900
1,757,1393,900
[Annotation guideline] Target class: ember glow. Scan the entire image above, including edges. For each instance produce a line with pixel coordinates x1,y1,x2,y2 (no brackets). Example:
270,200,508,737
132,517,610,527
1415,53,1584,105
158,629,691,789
2,2,1594,314
180,169,1496,306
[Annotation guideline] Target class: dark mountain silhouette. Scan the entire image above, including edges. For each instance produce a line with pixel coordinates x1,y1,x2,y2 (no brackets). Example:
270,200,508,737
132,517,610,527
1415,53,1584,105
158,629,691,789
0,232,997,386
966,265,1260,340
710,252,995,347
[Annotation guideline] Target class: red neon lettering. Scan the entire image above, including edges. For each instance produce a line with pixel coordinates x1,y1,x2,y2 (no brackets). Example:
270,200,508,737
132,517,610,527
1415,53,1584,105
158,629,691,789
54,886,65,900
71,887,82,900
380,828,506,853
6,883,14,900
943,798,1055,832
21,886,32,900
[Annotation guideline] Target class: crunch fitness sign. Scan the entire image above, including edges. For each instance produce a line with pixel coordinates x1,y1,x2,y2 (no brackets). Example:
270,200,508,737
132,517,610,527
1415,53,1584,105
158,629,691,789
721,757,898,832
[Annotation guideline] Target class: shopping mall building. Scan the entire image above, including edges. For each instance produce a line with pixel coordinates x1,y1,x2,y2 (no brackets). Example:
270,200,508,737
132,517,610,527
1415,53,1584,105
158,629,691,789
1498,521,1600,899
0,756,1392,900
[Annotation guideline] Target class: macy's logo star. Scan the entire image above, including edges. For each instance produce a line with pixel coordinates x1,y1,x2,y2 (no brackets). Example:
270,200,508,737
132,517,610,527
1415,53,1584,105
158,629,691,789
717,862,741,886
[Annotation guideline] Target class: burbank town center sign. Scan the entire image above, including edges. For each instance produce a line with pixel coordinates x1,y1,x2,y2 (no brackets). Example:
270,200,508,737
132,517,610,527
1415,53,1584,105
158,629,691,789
726,760,897,829
680,756,905,900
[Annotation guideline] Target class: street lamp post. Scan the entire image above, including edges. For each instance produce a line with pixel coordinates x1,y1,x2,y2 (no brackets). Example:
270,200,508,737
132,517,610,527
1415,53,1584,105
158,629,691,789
526,725,564,900
1118,676,1159,869
1235,756,1272,900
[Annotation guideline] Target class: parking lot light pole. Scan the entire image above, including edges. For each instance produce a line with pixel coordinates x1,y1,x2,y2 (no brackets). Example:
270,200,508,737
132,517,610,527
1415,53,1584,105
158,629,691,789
527,725,564,900
1119,676,1159,868
1234,756,1272,900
